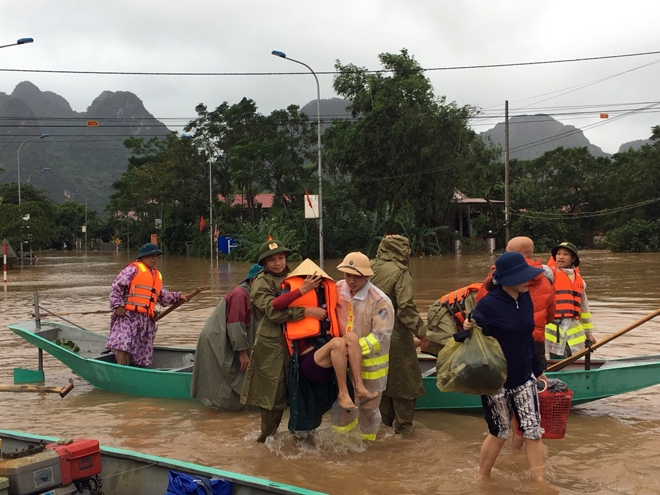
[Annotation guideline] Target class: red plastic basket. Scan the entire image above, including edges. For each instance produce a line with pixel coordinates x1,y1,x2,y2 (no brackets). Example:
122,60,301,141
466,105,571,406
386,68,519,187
513,386,573,439
538,389,573,439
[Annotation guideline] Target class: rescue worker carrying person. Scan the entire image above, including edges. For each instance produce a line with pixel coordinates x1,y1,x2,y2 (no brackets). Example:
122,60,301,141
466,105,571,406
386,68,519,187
240,239,326,443
545,241,596,359
271,259,380,433
331,252,394,441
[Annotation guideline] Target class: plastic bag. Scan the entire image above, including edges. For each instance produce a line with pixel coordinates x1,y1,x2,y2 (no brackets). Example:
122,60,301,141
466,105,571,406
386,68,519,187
164,470,232,495
436,319,507,395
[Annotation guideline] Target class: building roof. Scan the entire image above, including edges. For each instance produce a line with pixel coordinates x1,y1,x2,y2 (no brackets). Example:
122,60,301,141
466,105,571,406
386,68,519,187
453,191,504,205
218,194,275,208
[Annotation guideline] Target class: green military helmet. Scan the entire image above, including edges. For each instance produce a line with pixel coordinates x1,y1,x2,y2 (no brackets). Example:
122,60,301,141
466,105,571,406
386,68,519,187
257,239,292,265
551,241,580,267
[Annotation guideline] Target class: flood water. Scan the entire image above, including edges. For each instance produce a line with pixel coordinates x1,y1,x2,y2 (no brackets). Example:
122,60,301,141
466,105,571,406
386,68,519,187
2,250,660,494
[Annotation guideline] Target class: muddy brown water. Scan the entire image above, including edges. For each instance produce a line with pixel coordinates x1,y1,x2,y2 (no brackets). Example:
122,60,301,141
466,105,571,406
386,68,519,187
2,251,660,494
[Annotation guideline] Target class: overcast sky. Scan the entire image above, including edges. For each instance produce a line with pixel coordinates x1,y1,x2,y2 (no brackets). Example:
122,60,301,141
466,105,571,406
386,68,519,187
2,1,660,154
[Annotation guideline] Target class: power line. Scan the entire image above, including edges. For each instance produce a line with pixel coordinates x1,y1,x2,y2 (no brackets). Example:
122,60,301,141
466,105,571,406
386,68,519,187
1,49,660,77
510,197,660,220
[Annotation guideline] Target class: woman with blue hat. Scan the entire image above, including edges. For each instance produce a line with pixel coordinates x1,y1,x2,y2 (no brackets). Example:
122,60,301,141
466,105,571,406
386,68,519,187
463,251,546,482
191,264,263,410
107,243,190,367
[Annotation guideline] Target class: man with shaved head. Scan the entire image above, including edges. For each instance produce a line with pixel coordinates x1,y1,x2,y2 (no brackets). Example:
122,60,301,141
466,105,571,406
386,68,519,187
478,237,555,371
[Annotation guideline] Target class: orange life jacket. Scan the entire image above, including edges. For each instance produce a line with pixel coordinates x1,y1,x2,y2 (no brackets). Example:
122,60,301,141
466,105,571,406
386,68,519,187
438,283,483,329
549,264,584,320
124,261,163,318
282,276,340,356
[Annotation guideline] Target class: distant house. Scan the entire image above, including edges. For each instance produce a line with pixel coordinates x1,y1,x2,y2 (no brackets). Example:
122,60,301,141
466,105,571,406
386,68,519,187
451,191,504,239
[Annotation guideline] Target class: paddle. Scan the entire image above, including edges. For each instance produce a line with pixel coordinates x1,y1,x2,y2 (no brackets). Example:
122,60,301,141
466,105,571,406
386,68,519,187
547,308,660,372
155,285,210,322
0,378,74,398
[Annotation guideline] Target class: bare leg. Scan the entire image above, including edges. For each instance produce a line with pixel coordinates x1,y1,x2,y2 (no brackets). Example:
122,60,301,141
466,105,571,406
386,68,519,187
479,434,506,479
343,332,377,400
524,438,546,482
115,350,130,366
313,338,357,409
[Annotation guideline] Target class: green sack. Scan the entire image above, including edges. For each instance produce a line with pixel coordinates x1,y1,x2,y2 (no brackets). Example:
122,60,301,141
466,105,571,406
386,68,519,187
436,319,507,395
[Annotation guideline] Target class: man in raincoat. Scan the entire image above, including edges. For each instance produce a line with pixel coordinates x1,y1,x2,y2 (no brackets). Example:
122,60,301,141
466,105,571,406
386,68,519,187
369,235,428,436
332,252,394,441
190,263,263,410
240,240,326,443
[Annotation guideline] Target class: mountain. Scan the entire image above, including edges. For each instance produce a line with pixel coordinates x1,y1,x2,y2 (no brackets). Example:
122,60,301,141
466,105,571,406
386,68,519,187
299,97,352,121
0,81,170,213
618,138,652,153
481,114,607,161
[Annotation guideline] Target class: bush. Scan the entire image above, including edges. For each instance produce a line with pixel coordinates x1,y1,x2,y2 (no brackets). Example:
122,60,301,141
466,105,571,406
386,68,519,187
606,219,660,252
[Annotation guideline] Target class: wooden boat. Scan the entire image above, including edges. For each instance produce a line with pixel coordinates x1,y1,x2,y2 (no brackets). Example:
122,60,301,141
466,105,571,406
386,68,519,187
417,352,660,411
9,320,660,410
0,429,327,495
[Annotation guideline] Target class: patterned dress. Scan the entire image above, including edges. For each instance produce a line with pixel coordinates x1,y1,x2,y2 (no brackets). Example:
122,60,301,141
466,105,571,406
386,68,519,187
106,264,181,367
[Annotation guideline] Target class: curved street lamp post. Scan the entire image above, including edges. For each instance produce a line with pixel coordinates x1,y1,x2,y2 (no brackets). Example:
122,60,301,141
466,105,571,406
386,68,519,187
0,38,33,50
271,50,324,268
27,167,50,184
17,134,49,262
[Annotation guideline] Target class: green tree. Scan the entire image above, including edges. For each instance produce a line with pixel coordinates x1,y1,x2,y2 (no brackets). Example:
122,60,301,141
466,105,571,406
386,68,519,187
0,183,56,252
325,49,477,229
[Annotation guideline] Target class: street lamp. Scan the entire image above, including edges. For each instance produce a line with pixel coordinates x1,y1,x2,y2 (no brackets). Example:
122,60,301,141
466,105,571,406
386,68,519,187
181,134,214,261
0,38,33,50
271,50,324,268
17,134,49,263
27,167,50,184
18,134,50,205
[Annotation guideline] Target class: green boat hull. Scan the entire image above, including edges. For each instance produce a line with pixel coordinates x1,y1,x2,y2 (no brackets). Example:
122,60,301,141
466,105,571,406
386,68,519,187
9,321,195,400
0,429,327,495
417,354,660,411
10,320,660,410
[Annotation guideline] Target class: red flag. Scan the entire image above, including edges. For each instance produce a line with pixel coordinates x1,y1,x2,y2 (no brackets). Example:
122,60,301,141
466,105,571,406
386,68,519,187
199,216,206,232
304,188,314,209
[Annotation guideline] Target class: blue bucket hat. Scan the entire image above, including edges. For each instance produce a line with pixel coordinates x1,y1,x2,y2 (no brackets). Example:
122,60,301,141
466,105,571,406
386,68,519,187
137,243,164,259
493,251,543,287
245,263,263,281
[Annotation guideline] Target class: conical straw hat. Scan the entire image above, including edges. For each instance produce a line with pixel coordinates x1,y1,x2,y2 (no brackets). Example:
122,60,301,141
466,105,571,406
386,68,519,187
287,258,333,280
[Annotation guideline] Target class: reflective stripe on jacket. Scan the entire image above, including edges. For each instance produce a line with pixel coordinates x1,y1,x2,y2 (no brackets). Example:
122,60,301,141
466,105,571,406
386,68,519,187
124,261,162,318
282,276,339,356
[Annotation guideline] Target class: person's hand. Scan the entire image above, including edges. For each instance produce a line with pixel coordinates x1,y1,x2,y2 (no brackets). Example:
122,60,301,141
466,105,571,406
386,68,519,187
305,307,327,320
463,320,473,331
586,334,597,345
300,273,322,294
419,334,429,351
179,293,190,303
238,350,250,372
114,306,126,317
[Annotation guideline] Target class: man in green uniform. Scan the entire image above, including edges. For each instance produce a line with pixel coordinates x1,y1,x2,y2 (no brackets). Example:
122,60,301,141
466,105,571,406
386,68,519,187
240,240,326,443
369,235,428,436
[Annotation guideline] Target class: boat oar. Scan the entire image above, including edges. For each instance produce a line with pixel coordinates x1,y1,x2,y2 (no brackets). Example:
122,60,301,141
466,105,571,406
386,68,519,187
547,308,660,372
155,285,210,322
0,378,74,397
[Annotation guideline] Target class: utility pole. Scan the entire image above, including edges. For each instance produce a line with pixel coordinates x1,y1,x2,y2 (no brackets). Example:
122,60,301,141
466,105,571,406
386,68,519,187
504,100,511,245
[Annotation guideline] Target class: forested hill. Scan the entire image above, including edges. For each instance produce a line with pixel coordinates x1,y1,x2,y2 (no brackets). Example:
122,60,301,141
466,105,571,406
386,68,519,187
0,81,170,213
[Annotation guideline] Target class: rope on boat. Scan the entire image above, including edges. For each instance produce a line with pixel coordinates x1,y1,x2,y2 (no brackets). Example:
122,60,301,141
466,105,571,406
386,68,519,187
100,461,158,480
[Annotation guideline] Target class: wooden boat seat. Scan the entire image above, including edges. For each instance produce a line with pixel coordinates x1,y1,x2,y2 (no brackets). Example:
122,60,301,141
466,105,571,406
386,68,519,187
90,352,116,363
